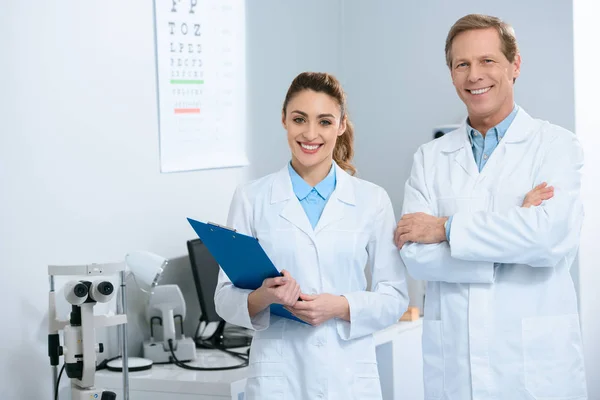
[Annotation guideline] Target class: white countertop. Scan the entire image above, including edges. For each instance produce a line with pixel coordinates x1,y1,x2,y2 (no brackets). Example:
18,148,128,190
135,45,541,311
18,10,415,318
96,319,423,396
96,349,250,396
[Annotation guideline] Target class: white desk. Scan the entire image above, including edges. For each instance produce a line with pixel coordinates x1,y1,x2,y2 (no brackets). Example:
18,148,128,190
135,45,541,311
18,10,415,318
375,319,424,400
96,350,248,400
96,319,423,400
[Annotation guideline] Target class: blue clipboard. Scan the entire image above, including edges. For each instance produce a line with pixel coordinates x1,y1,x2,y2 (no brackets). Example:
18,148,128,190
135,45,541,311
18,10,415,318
187,218,307,324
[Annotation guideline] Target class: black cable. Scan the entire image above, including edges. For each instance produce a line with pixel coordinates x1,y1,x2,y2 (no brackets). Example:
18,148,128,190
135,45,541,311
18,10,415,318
167,339,248,371
54,364,65,400
186,338,248,362
96,355,121,371
194,338,248,360
149,316,162,338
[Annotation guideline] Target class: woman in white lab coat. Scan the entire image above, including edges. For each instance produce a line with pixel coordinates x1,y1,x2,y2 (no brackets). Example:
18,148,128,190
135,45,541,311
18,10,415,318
214,72,409,400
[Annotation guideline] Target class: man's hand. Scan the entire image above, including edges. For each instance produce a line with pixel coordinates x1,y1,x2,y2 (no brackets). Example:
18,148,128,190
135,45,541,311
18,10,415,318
522,182,554,208
394,212,448,249
285,293,349,326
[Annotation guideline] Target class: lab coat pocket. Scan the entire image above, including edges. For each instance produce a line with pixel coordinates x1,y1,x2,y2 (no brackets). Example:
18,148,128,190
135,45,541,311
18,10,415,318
422,320,445,400
245,363,286,400
352,362,382,400
343,335,378,363
522,314,587,399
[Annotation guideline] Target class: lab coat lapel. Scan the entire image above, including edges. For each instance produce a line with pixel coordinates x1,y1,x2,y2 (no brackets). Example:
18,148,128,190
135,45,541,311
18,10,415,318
478,108,538,180
442,121,479,179
271,165,314,240
454,145,480,179
314,164,356,234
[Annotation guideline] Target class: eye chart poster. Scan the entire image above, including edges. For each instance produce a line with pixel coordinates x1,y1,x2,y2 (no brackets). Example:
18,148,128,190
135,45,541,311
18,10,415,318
153,0,247,172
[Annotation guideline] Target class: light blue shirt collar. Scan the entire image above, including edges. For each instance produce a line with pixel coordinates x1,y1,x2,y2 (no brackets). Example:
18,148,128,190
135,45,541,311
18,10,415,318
288,162,336,201
467,104,519,142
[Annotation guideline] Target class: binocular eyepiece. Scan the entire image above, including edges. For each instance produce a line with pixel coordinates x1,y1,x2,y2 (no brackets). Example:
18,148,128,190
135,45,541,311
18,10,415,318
64,280,115,305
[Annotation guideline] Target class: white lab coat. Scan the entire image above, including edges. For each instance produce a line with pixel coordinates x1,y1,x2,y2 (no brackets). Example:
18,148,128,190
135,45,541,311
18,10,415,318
400,108,587,400
215,163,408,400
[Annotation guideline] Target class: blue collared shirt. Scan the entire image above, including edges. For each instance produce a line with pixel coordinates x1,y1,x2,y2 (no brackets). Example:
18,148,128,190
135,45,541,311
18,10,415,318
288,162,337,229
468,105,519,171
446,105,519,240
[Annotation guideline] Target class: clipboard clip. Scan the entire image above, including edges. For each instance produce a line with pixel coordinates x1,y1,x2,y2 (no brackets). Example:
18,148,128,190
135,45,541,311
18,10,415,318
207,221,237,232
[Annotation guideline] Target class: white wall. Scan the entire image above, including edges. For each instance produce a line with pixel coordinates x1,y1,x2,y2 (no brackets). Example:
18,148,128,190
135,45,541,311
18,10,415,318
245,0,343,179
0,2,247,398
574,0,600,397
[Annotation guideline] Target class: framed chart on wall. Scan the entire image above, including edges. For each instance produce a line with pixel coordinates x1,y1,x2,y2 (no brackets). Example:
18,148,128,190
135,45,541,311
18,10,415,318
152,0,247,173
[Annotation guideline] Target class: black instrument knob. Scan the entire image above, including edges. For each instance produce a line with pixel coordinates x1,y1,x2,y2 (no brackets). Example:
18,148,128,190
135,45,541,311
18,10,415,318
100,391,117,400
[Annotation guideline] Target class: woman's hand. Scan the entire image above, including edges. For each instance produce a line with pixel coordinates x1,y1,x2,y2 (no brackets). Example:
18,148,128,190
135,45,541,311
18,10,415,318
286,293,350,326
248,270,300,317
522,182,554,208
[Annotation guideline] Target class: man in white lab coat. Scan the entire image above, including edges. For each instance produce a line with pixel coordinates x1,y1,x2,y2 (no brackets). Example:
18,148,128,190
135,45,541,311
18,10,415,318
395,14,588,400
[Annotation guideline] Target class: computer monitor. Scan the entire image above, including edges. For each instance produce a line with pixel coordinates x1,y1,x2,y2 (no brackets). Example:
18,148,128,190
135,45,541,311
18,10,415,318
186,238,251,349
187,238,222,323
